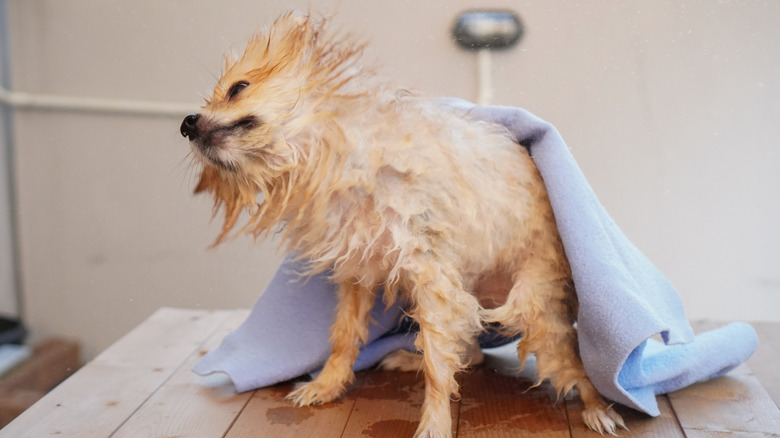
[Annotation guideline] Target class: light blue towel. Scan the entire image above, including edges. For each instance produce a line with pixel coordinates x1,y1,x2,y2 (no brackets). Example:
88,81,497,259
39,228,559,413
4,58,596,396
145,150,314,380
193,101,758,416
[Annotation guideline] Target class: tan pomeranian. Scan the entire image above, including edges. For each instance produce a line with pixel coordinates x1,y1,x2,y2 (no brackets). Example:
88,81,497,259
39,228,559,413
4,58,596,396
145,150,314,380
180,11,625,437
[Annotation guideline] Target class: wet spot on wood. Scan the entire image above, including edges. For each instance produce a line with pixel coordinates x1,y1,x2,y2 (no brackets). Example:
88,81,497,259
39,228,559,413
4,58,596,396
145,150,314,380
359,371,424,406
362,419,418,437
265,406,315,426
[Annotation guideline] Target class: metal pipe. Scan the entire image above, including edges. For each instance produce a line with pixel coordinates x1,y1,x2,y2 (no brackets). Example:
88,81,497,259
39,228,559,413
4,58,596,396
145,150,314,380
0,86,197,118
0,4,197,318
0,0,21,318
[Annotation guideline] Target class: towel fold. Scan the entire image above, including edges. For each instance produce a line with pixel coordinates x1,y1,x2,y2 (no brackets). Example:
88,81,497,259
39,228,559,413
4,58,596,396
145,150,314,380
193,100,757,415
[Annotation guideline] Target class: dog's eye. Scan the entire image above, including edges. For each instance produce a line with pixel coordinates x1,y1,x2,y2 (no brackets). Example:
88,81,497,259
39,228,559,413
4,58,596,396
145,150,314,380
227,81,249,99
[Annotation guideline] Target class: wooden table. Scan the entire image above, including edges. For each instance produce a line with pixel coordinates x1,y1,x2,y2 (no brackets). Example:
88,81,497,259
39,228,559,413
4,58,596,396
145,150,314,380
1,308,778,437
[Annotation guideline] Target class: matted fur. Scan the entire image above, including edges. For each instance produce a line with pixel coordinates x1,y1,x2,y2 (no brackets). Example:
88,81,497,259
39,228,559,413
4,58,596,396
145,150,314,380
183,11,625,437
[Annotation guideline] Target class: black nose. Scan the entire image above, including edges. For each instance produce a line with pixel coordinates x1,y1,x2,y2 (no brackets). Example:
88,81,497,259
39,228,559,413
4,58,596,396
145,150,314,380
180,113,200,139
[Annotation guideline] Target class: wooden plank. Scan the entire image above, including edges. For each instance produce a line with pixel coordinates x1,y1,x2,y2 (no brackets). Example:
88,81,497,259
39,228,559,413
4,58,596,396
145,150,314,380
226,375,365,438
457,367,569,438
668,363,780,436
0,308,231,438
112,309,251,438
450,341,566,437
683,432,780,438
568,394,684,437
1,314,773,437
340,369,459,438
474,338,680,437
94,308,231,367
746,321,780,408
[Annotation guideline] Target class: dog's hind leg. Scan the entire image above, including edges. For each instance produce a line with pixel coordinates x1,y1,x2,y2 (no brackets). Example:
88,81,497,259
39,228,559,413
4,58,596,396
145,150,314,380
482,257,626,435
287,281,375,406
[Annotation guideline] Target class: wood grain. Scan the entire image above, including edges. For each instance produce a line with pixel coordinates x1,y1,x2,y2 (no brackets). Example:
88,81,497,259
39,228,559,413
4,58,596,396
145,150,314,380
458,343,569,438
111,310,251,438
457,367,569,438
568,394,684,438
4,310,779,437
668,364,780,436
339,369,457,438
0,308,232,438
747,321,780,409
226,375,364,438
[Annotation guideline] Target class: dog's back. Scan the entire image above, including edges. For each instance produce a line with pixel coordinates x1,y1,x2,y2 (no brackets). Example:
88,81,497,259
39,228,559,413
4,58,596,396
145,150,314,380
329,91,564,297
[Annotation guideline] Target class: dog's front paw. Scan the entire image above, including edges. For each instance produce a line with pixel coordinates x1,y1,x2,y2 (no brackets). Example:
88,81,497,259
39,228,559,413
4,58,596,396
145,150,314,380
413,427,451,438
413,412,453,438
582,404,627,435
286,379,345,407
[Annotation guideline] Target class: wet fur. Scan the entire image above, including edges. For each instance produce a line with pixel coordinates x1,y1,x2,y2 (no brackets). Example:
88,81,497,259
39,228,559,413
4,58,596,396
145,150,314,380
184,12,625,437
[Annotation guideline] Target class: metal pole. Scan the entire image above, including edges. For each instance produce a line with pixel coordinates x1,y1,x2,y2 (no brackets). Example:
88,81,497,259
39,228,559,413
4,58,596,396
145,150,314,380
0,0,22,318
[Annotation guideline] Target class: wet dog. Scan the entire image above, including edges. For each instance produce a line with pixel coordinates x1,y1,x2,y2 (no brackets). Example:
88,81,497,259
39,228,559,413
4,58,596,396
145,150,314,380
180,11,625,437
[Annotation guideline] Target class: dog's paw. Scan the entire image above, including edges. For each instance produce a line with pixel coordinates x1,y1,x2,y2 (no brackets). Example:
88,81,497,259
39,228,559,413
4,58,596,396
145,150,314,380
582,404,627,435
413,426,451,438
286,379,344,407
378,349,424,372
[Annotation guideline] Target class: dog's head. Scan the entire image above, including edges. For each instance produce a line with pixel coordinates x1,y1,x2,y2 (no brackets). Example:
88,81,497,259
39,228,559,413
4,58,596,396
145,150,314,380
181,11,366,244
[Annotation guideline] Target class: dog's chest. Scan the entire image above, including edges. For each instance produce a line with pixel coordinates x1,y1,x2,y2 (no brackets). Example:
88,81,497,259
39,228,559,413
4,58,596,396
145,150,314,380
313,103,543,288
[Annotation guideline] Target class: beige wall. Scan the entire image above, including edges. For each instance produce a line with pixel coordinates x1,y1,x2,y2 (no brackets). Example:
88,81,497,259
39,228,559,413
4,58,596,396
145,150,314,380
5,0,780,359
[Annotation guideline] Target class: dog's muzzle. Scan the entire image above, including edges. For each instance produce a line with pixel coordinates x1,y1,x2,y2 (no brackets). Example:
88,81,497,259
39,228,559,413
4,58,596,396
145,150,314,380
180,113,201,140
